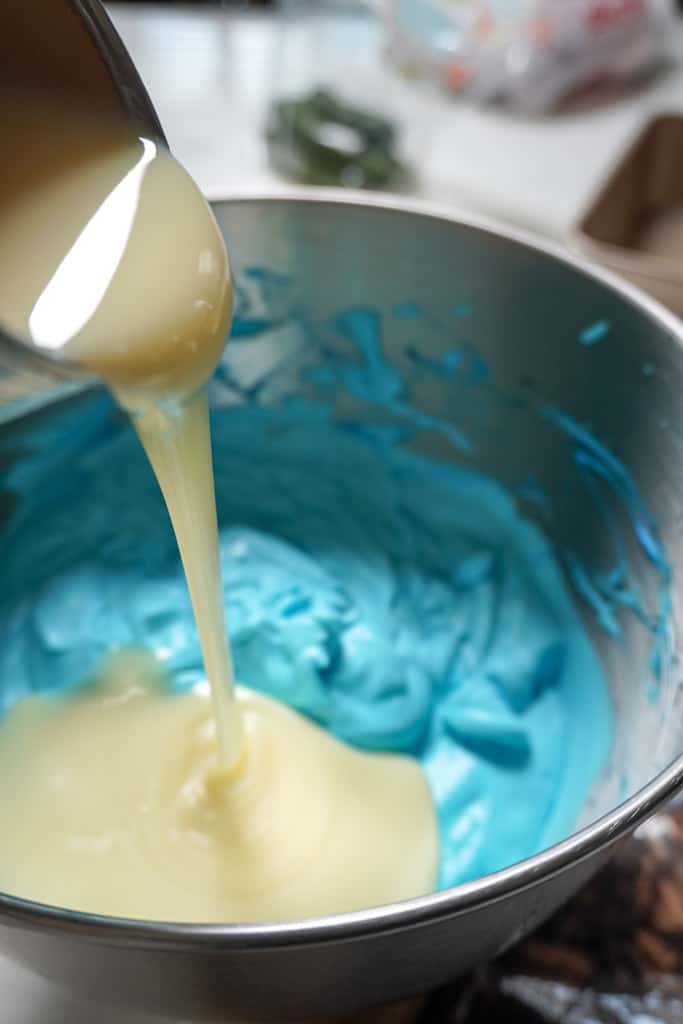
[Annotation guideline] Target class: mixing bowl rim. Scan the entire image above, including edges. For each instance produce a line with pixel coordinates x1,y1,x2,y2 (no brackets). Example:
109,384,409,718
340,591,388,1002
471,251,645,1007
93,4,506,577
207,186,683,342
1,188,682,949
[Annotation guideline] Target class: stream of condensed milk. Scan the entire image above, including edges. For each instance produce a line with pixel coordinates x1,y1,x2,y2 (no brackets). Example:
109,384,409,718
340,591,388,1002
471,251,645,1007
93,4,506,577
0,95,438,920
0,95,242,769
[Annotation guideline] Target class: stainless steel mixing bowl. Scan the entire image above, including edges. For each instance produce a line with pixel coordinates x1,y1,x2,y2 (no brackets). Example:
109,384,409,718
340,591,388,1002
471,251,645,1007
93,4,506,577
1,192,683,1021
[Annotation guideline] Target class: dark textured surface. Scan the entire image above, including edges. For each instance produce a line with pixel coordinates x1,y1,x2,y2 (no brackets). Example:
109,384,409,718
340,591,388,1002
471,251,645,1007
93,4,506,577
353,803,683,1024
408,804,683,1024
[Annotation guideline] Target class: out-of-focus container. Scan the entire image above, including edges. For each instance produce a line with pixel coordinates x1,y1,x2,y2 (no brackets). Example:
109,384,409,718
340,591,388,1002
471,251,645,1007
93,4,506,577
382,0,675,114
573,114,683,319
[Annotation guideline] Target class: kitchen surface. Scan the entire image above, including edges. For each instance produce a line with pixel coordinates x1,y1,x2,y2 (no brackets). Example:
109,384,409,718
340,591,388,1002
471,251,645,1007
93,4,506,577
106,2,683,238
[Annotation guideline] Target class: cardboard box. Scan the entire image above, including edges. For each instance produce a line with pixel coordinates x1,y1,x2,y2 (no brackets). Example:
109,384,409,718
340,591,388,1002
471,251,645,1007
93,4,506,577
572,114,683,318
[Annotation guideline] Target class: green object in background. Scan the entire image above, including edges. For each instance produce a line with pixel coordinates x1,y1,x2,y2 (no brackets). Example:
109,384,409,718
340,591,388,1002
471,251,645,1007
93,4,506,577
266,89,407,188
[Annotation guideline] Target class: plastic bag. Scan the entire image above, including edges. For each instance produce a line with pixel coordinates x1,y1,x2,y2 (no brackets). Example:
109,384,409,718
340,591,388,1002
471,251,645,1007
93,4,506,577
384,0,676,113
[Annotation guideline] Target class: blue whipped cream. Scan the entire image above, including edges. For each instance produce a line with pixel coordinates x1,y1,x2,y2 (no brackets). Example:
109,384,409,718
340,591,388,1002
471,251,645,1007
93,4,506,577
0,299,615,890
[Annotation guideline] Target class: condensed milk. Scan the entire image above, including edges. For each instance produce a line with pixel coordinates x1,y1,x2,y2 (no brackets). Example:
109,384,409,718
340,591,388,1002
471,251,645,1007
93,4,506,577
0,92,438,920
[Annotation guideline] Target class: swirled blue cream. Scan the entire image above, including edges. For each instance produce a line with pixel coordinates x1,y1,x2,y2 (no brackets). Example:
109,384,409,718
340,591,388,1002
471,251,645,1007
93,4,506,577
0,302,614,917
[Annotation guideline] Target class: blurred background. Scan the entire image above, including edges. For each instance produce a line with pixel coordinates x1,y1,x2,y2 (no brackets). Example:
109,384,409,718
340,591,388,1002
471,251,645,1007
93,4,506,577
101,2,680,251
102,1,683,314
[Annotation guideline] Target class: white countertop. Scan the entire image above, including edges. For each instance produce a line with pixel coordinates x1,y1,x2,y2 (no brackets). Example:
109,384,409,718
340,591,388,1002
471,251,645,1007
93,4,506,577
106,2,683,239
2,5,683,1021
